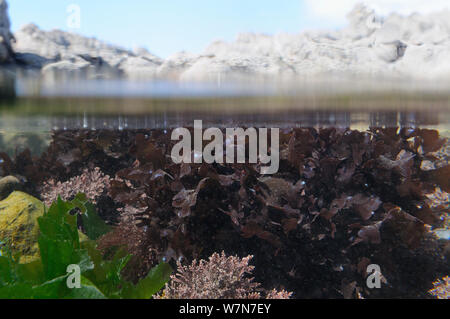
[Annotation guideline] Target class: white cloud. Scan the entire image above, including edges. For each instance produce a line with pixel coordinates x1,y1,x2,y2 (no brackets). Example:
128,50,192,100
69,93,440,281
304,0,450,25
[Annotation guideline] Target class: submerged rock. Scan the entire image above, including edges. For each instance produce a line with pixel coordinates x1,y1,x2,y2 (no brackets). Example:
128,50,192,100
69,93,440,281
0,191,89,263
0,191,44,263
0,176,21,200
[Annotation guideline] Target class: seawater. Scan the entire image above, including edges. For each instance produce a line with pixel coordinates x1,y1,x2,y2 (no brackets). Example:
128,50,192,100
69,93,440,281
0,78,449,299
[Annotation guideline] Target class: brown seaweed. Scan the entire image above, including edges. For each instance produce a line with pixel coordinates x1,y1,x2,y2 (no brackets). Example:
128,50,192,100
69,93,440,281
1,126,448,298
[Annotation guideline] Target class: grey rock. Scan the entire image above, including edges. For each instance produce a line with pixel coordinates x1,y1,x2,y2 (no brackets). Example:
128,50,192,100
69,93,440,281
13,23,131,64
15,52,51,68
42,59,90,75
373,40,407,63
158,51,201,79
9,2,450,83
41,55,120,80
0,0,13,63
117,56,161,80
170,4,450,82
0,176,21,200
13,23,159,79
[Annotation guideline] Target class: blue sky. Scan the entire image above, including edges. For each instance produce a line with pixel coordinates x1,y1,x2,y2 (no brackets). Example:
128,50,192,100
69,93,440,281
8,0,338,58
8,0,450,58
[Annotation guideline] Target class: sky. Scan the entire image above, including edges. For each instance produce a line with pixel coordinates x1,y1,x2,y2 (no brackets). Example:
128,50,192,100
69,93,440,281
8,0,450,58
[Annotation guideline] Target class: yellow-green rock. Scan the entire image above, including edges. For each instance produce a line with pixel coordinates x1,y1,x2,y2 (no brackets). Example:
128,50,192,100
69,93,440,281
0,191,44,263
0,191,89,264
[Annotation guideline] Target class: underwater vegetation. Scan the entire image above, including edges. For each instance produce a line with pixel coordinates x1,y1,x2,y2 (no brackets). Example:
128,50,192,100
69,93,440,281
158,252,292,299
428,276,450,299
41,167,110,207
0,193,172,299
0,126,449,298
157,251,292,299
0,191,291,299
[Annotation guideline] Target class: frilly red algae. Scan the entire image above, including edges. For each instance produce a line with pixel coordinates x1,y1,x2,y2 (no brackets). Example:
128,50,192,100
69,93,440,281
40,167,110,206
0,126,448,298
428,276,450,299
157,251,292,299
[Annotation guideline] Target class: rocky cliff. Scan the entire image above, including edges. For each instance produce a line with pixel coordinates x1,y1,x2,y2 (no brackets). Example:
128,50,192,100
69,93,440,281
13,23,162,80
172,4,450,81
7,2,450,82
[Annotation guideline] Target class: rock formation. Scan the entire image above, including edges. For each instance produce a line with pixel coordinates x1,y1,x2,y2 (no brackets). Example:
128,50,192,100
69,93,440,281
13,22,162,80
0,175,21,200
171,4,450,81
6,2,450,82
0,191,44,263
0,0,12,63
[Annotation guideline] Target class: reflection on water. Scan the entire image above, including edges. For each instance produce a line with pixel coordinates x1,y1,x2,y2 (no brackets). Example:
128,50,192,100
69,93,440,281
0,131,50,156
0,91,449,131
1,78,449,155
0,77,448,129
0,69,15,98
0,110,448,132
0,107,449,157
12,75,450,98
